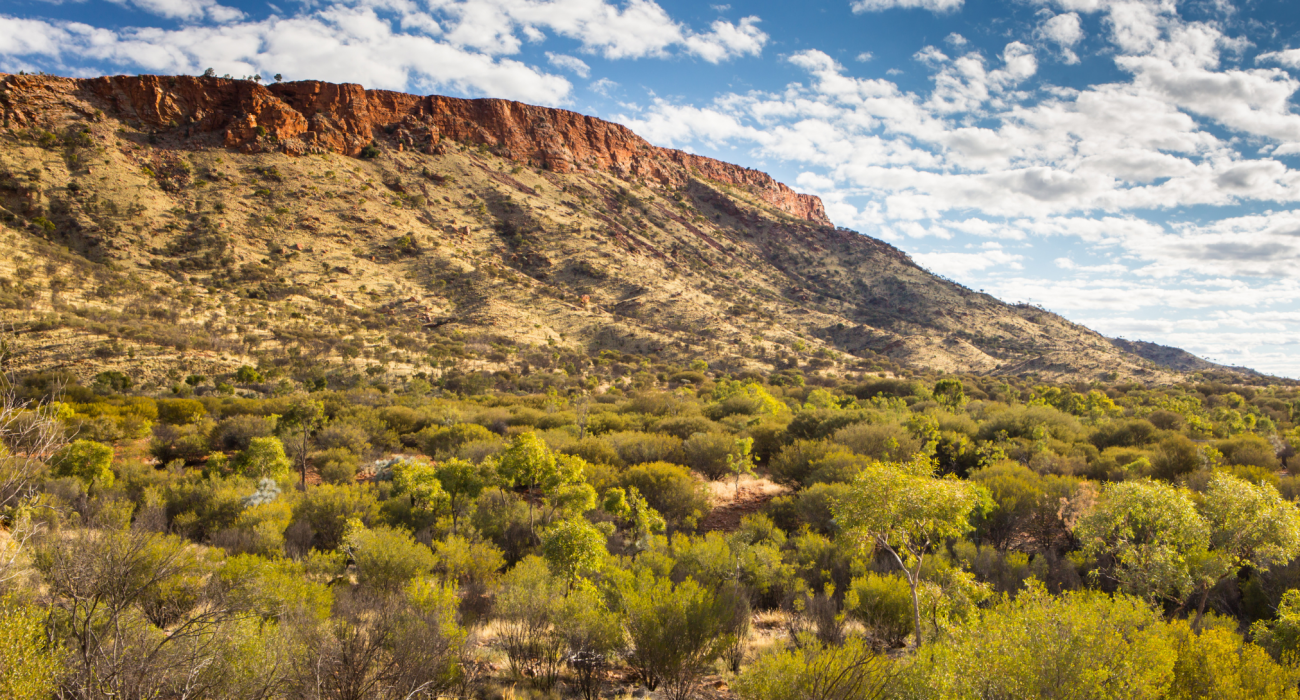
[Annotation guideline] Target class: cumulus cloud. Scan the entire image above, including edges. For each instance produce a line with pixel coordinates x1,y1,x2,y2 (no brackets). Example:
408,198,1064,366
0,10,576,104
1258,48,1300,69
1039,12,1083,63
914,244,1024,275
546,51,590,77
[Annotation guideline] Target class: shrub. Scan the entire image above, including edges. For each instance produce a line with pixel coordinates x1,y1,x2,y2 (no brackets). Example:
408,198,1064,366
1090,418,1160,450
768,440,840,487
735,636,891,700
682,432,740,480
150,423,211,465
235,437,292,479
312,447,359,484
1151,434,1202,482
0,596,65,700
419,422,495,458
976,404,1084,443
347,524,437,592
1217,434,1280,471
794,483,850,534
603,431,683,466
314,420,373,455
654,415,721,440
846,572,915,648
209,414,275,452
559,437,621,466
832,423,922,460
156,398,207,425
290,483,381,551
620,461,708,531
619,570,740,700
50,439,114,487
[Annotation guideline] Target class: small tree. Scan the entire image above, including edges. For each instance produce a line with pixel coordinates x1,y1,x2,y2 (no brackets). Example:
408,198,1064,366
50,439,114,488
539,517,606,590
391,458,450,519
727,436,756,497
832,454,979,649
1073,479,1208,605
236,436,293,479
279,398,323,489
1190,472,1300,626
497,432,587,536
932,378,967,412
434,458,486,533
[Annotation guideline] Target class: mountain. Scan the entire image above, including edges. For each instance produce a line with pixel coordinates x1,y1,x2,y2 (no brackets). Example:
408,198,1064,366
0,73,1254,388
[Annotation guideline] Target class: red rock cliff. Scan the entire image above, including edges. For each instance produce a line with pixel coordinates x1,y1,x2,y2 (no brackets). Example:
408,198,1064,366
0,73,829,224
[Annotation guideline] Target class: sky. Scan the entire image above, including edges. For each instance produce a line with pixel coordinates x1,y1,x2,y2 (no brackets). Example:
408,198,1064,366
3,0,1300,377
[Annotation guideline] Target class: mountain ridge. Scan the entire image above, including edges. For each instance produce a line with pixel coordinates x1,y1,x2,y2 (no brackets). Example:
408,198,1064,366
0,72,1266,388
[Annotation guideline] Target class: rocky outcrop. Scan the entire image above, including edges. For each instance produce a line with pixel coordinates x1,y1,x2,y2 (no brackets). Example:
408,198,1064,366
0,73,829,224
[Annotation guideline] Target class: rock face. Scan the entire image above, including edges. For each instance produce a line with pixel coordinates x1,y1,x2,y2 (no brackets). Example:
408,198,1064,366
0,73,828,224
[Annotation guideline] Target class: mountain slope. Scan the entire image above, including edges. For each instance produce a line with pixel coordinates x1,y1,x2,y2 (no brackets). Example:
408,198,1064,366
0,73,1241,387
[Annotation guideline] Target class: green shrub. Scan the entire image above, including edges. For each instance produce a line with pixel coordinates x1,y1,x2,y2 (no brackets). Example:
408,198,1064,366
419,422,495,458
767,440,840,487
314,420,373,455
291,483,381,551
604,431,683,466
209,414,275,452
347,524,436,592
681,432,739,480
0,596,65,700
654,415,721,440
559,437,621,466
795,483,849,534
831,422,922,460
156,398,207,425
735,636,890,700
618,570,740,700
620,461,708,531
1090,418,1160,450
312,447,359,484
1151,434,1202,482
235,437,292,479
50,439,115,487
846,572,915,648
1217,434,1280,471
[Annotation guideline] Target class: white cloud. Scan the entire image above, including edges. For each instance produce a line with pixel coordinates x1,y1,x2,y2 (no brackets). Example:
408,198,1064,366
546,51,589,77
856,51,873,62
1258,48,1300,69
0,10,575,104
682,16,767,63
850,0,964,13
914,247,1024,275
1039,12,1083,63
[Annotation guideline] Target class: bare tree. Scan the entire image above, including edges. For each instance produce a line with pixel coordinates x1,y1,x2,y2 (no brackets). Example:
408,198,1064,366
285,589,467,700
0,330,70,584
33,512,283,700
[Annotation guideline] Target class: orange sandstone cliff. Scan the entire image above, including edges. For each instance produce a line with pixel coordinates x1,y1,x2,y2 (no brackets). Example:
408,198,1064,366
0,73,828,224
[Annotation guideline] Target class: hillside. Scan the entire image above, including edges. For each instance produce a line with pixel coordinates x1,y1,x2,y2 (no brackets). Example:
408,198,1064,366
0,72,1246,388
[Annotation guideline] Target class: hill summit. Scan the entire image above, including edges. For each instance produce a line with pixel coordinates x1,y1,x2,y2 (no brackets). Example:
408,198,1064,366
0,72,1247,387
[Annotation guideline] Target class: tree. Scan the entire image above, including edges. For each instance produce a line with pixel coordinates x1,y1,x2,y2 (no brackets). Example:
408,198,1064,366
236,436,292,479
50,439,114,487
391,458,450,519
603,486,665,553
279,398,324,488
434,458,486,533
727,436,756,497
1189,472,1300,626
539,517,606,590
932,378,967,413
496,432,588,536
1073,479,1209,605
831,454,980,649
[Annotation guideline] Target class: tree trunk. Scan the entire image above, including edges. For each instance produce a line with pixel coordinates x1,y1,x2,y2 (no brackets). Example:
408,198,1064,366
907,573,924,650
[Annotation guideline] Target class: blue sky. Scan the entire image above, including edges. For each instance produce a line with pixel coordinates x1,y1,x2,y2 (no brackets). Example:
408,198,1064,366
4,0,1300,377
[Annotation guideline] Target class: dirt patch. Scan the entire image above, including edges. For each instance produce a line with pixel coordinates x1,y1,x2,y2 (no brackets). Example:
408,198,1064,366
700,476,787,533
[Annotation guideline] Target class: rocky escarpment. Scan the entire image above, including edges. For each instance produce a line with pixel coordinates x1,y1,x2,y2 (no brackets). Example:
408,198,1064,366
0,73,828,224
